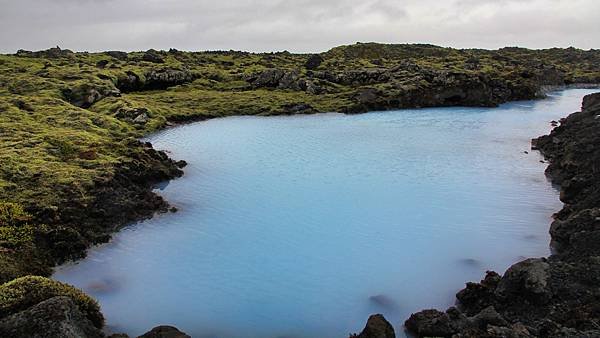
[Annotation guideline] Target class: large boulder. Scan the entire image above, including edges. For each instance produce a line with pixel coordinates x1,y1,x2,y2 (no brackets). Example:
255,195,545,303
0,276,104,328
247,68,309,91
144,69,195,90
404,309,456,337
117,69,195,92
142,49,165,63
0,296,104,338
495,258,551,303
106,51,128,61
455,271,501,315
138,325,190,338
116,71,143,93
351,314,395,338
248,68,286,88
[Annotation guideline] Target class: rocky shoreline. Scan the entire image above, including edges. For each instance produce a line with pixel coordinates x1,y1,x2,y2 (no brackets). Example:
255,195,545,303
402,92,600,338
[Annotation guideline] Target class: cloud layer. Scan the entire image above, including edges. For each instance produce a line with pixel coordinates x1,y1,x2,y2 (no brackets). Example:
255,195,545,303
0,0,597,53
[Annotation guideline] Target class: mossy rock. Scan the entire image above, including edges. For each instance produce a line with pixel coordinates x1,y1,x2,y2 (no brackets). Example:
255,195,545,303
0,276,103,328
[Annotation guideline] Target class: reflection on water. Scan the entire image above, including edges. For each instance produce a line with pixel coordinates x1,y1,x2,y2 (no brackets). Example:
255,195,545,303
54,89,597,338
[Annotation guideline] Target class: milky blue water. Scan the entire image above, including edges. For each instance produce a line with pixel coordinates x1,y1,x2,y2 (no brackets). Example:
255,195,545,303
54,89,597,338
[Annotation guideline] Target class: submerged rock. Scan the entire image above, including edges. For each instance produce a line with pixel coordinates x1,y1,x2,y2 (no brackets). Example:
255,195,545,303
368,295,398,311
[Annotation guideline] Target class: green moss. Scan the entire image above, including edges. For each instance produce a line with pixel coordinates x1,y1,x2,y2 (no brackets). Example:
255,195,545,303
0,276,103,327
0,202,30,228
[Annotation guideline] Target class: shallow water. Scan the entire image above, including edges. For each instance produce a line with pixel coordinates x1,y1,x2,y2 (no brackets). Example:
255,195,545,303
54,89,597,338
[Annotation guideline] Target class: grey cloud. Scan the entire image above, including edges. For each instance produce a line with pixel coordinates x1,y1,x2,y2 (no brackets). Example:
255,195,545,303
0,0,597,53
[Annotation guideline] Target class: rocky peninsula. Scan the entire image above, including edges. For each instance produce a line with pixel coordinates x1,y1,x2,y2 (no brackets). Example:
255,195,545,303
0,43,599,337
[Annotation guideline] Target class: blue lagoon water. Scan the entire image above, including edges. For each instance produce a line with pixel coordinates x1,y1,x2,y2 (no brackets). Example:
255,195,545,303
54,89,597,337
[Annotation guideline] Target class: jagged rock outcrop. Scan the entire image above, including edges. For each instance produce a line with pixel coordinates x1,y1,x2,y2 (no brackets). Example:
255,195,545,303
15,47,74,59
405,92,600,337
246,68,325,94
246,68,287,88
350,314,395,338
142,49,165,64
0,296,104,338
116,69,195,93
105,51,128,61
145,69,195,90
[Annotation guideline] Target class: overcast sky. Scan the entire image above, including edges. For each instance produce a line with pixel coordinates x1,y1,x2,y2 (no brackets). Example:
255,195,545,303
0,0,598,53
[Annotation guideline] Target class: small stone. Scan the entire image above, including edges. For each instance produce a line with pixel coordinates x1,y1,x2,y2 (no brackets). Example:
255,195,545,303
78,150,97,160
133,113,149,124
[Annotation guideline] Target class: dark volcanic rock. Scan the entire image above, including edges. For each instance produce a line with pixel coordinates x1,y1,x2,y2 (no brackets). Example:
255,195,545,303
116,71,143,92
96,60,110,69
456,271,501,315
117,69,195,92
247,68,286,88
30,141,184,265
16,47,74,59
142,49,165,63
405,309,456,337
280,103,319,115
106,51,128,61
495,258,551,303
246,68,311,92
145,68,195,90
305,54,324,70
405,92,600,337
138,325,191,338
351,314,395,338
0,296,103,338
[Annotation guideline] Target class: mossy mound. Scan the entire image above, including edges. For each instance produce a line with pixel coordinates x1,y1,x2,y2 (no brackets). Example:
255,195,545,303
0,276,103,328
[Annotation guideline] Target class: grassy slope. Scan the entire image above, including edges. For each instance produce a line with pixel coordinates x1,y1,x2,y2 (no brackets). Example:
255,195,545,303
0,43,600,284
